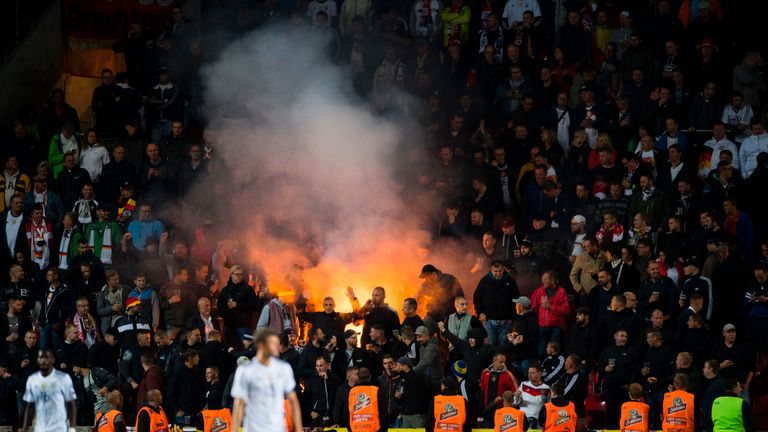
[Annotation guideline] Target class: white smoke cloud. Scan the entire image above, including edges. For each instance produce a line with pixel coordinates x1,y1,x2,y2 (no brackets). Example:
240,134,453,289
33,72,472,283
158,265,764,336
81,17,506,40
200,25,453,309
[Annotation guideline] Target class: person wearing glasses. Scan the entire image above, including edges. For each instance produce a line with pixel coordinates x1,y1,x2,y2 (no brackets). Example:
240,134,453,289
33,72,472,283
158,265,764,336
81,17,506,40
218,265,259,347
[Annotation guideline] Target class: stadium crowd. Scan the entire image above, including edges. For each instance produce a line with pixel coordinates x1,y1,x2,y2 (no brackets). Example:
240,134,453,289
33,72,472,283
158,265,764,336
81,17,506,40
2,0,768,431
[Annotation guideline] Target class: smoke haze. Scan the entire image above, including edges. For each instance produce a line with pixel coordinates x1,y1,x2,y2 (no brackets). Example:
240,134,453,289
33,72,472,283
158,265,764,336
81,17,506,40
201,26,460,312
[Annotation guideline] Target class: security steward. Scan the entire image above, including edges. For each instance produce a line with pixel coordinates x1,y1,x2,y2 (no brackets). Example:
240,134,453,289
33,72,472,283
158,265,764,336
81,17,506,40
620,383,650,432
661,373,695,432
494,391,526,432
136,389,170,432
538,382,577,431
349,368,380,432
427,376,467,432
711,380,756,432
197,390,231,432
96,390,127,432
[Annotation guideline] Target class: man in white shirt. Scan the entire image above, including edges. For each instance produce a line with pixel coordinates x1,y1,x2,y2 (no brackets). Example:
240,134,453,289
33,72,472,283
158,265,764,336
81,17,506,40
701,122,739,178
232,328,303,432
22,347,77,432
514,363,551,428
739,119,768,178
501,0,541,29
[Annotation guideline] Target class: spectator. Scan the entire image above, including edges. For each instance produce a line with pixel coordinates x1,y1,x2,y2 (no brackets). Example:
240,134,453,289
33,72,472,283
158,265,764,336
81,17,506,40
126,204,165,251
530,271,569,357
513,363,549,428
473,260,519,346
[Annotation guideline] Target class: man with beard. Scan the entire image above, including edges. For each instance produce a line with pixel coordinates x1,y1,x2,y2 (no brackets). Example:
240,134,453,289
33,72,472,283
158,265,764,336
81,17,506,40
564,307,595,363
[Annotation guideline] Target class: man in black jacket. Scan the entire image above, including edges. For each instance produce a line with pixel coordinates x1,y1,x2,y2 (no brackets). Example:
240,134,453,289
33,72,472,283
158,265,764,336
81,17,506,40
331,329,367,382
166,349,206,424
332,366,358,428
0,195,27,267
396,356,429,427
598,328,635,428
473,261,520,347
39,267,71,351
72,355,118,424
303,355,339,425
297,290,358,342
557,354,588,420
100,145,137,205
502,296,538,372
564,307,596,363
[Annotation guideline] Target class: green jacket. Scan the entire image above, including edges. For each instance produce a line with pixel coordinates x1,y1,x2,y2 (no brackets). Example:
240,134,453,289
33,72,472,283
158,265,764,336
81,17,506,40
48,133,83,178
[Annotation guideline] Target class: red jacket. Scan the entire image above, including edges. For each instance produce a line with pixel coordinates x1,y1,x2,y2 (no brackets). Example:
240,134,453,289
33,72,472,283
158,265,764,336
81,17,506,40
479,367,518,407
530,286,570,328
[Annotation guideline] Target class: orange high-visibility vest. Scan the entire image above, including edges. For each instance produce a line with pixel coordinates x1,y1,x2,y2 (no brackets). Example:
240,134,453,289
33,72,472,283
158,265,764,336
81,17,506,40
202,407,232,432
494,406,525,432
349,385,380,432
135,405,169,432
434,395,466,432
620,401,650,432
662,390,695,432
285,399,293,432
96,409,122,432
543,401,577,432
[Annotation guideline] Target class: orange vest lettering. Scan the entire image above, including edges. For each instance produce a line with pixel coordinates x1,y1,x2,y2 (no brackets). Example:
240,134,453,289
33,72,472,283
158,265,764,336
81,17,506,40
662,390,695,432
543,401,577,432
202,408,232,432
135,405,169,432
494,406,525,432
285,399,293,432
620,401,650,432
434,395,466,432
349,385,380,432
96,409,121,432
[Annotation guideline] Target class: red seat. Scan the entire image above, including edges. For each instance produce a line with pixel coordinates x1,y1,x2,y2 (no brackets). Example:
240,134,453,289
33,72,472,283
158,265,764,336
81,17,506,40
753,395,768,431
584,394,607,429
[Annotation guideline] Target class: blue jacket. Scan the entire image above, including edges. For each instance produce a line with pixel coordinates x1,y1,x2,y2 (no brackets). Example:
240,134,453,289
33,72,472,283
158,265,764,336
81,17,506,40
127,219,165,250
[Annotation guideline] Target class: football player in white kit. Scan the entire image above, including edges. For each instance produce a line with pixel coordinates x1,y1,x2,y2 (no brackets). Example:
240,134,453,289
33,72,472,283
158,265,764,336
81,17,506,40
22,347,77,432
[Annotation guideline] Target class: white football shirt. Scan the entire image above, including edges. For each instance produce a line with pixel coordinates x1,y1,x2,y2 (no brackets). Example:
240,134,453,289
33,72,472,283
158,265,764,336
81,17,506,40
231,357,297,432
23,369,77,432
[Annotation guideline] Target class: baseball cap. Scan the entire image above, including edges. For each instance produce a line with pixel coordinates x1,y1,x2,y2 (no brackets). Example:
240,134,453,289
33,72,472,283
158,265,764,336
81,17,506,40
698,1,711,10
619,10,631,18
502,217,516,228
723,323,736,332
397,356,413,367
571,215,586,225
513,296,532,309
520,239,533,248
414,326,430,336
